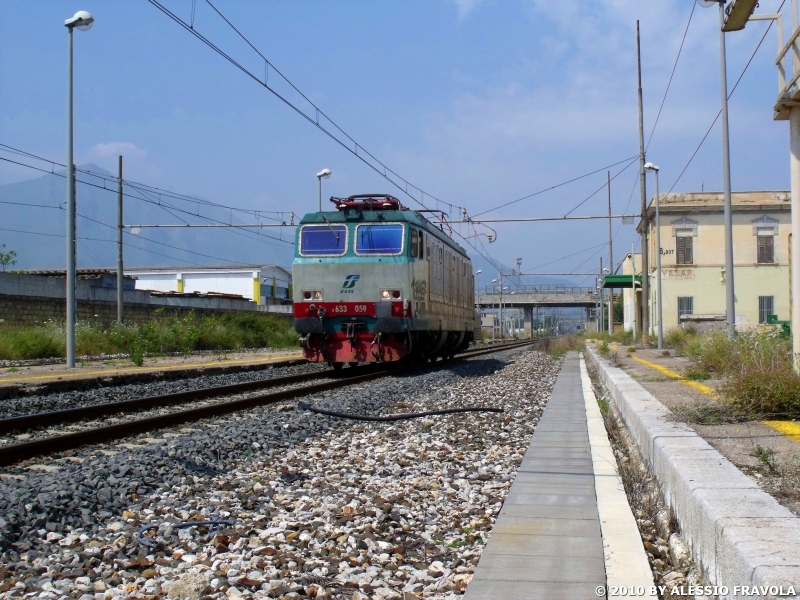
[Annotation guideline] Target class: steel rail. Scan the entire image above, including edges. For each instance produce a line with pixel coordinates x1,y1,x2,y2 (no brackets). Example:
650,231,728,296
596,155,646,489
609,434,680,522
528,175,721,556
0,365,373,434
0,339,541,467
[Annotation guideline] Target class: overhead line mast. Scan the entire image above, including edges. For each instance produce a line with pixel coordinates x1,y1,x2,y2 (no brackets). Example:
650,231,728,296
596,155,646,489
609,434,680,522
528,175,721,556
637,20,650,342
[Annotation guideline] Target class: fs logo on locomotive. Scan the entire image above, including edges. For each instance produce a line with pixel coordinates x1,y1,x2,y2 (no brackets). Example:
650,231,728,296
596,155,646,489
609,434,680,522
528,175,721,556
341,274,360,294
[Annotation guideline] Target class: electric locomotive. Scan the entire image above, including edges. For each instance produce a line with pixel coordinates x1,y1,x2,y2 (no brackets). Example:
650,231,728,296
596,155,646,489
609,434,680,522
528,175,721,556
292,194,480,366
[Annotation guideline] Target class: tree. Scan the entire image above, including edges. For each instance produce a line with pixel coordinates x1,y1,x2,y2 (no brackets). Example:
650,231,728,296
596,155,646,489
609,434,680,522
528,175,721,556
0,244,17,271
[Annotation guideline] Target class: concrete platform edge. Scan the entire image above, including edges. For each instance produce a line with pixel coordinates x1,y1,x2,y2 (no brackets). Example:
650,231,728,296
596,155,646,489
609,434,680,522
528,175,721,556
586,347,800,599
580,356,655,593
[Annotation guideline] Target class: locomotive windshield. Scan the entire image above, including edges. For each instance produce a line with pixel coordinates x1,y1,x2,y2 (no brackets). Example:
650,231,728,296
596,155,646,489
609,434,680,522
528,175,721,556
299,224,348,256
355,224,405,255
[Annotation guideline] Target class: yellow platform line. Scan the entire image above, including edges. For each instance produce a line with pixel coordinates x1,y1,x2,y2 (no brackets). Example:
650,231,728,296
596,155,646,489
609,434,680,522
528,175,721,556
763,420,800,444
0,354,302,384
608,344,716,396
607,346,800,446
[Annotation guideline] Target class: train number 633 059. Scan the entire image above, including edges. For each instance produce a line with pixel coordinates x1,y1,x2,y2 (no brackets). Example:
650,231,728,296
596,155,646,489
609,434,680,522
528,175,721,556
333,304,368,313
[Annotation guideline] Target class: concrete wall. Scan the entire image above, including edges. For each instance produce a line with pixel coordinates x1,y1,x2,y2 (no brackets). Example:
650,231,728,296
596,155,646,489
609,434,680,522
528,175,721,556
0,273,290,326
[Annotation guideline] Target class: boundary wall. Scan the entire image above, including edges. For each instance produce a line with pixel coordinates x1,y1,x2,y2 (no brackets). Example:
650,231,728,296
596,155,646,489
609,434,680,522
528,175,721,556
0,273,290,326
586,347,800,599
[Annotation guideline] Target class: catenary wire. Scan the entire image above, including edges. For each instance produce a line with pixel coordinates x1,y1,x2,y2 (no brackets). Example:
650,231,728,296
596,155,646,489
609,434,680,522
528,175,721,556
471,156,638,218
0,156,293,248
646,2,695,151
666,1,783,194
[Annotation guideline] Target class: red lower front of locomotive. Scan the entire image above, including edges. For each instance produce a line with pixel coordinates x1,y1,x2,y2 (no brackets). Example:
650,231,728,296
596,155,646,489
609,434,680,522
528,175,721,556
301,331,407,363
294,301,409,364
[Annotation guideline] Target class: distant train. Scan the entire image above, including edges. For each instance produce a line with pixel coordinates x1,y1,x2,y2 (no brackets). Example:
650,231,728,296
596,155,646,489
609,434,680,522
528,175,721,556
292,194,480,367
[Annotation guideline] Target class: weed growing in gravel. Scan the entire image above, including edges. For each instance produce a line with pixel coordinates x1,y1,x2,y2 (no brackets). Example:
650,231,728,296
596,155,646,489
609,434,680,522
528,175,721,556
671,398,753,425
590,329,633,345
0,311,297,360
599,342,610,356
539,335,584,358
663,326,697,351
683,367,711,381
751,445,780,474
627,346,636,353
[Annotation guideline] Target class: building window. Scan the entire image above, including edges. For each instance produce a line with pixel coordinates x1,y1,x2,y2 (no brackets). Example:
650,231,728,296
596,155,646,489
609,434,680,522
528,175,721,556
759,296,774,324
676,235,693,265
678,296,693,324
757,232,774,263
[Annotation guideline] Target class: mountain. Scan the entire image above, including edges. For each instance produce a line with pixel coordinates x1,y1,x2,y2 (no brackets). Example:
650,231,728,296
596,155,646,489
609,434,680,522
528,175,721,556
0,167,295,270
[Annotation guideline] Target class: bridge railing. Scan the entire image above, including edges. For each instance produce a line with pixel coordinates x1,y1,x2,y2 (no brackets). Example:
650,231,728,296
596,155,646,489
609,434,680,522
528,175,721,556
481,285,596,296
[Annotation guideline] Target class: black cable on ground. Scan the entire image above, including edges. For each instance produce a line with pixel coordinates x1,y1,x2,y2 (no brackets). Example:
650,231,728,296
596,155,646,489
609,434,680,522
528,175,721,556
298,402,503,422
136,519,235,548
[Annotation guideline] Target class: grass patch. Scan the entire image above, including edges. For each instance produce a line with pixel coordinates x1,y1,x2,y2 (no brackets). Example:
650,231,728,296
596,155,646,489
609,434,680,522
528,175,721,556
676,330,800,420
538,335,584,358
627,346,636,353
599,342,610,356
589,329,634,345
683,367,711,381
663,326,697,351
0,311,297,361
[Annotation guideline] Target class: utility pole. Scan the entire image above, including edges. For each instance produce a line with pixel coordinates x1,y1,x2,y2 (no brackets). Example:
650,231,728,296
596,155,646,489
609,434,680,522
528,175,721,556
607,170,614,334
117,155,124,324
717,1,736,339
637,20,650,342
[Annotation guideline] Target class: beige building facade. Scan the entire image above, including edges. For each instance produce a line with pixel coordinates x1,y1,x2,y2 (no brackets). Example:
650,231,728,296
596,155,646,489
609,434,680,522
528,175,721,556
622,191,790,333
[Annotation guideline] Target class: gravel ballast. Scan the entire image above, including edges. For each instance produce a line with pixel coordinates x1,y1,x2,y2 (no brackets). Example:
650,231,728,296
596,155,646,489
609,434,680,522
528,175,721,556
0,347,559,599
0,362,328,419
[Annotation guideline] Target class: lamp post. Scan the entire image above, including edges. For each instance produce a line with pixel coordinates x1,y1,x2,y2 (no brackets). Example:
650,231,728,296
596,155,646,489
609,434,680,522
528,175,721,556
502,286,509,338
316,168,331,212
645,163,664,349
64,10,94,369
491,279,497,340
475,269,482,334
718,4,799,367
698,0,737,339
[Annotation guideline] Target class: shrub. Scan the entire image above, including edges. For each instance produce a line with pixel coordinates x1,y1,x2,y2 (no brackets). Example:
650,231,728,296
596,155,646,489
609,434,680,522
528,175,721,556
664,326,697,351
683,330,800,418
723,369,800,416
0,312,297,361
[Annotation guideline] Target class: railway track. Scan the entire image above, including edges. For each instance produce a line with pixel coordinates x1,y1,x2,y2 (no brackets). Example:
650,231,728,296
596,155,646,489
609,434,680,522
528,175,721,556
0,339,541,467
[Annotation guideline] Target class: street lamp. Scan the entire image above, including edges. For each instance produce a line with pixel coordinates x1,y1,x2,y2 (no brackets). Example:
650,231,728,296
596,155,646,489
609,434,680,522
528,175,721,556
475,269,482,308
645,163,664,350
64,9,94,369
316,168,331,212
491,279,497,339
698,0,736,339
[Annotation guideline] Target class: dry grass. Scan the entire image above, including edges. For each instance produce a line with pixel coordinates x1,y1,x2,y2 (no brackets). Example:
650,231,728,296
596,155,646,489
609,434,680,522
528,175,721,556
536,335,584,358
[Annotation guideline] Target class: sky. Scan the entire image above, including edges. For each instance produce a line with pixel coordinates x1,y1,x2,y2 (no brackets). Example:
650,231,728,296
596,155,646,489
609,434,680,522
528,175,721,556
0,0,793,287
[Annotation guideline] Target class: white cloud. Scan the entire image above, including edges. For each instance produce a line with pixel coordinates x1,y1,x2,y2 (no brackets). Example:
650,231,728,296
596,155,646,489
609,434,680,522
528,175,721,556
448,0,488,21
90,142,146,158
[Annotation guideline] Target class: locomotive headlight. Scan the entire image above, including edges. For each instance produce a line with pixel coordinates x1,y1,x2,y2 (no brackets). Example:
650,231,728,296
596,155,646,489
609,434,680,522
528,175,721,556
313,291,323,301
381,290,391,299
392,290,401,299
303,291,312,300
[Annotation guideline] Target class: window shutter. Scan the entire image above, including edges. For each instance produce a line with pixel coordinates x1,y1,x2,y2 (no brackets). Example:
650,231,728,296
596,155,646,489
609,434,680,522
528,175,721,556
684,237,693,264
676,238,684,265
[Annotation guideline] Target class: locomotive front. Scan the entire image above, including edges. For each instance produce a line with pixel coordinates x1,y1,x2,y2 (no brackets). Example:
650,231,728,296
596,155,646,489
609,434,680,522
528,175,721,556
292,195,416,366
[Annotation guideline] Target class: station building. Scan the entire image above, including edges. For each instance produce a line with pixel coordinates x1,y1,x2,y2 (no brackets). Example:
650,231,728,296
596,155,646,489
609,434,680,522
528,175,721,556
124,264,292,306
619,191,790,333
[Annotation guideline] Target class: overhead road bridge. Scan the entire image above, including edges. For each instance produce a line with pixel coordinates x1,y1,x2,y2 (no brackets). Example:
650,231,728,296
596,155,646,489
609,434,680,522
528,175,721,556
477,285,600,337
477,285,598,309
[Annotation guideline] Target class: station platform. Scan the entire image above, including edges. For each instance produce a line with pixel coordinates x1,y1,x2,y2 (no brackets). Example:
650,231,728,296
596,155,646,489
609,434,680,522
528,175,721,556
465,353,653,600
0,350,303,396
